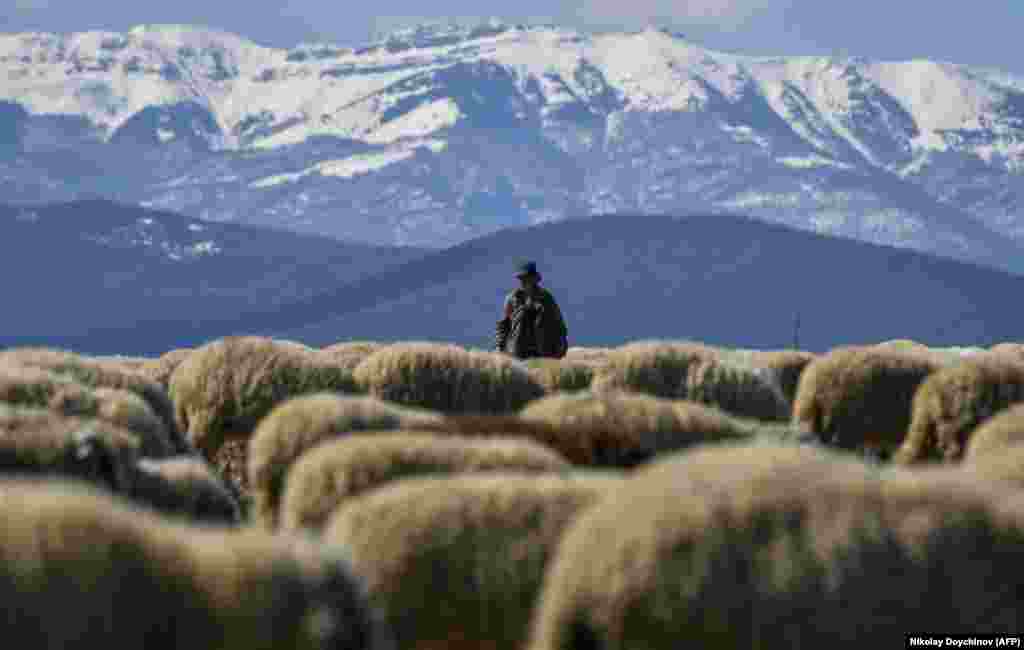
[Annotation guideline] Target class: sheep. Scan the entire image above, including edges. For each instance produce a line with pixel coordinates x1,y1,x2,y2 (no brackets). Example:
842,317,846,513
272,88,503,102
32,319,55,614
935,346,987,358
528,443,1024,650
524,358,596,393
875,338,931,351
323,472,620,650
0,364,176,458
352,342,545,414
416,413,660,469
0,478,386,650
0,404,141,493
53,385,177,459
95,354,153,370
961,443,1024,489
317,342,386,372
419,408,805,468
138,348,194,389
247,394,445,530
130,456,242,525
590,340,719,394
0,362,81,408
895,354,1024,465
563,347,613,367
591,341,789,422
792,345,941,457
517,390,757,466
963,403,1024,462
168,336,360,458
274,339,319,355
279,433,571,534
0,405,244,523
747,349,818,406
0,347,187,454
989,342,1024,361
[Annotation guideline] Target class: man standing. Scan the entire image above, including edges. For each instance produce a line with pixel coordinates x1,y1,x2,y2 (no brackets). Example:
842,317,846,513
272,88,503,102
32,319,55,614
495,261,569,360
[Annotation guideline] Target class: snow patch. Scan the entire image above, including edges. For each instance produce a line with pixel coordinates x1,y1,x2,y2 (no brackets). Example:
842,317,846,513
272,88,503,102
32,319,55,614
777,155,854,170
898,152,933,177
248,145,423,187
250,169,309,188
720,124,770,149
189,240,221,255
319,149,415,178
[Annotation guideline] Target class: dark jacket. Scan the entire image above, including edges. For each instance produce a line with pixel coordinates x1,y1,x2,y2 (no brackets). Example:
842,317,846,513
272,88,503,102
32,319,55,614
495,287,568,359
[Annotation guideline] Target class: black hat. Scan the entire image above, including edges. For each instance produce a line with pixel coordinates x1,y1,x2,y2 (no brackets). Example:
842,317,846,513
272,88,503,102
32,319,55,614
515,261,541,279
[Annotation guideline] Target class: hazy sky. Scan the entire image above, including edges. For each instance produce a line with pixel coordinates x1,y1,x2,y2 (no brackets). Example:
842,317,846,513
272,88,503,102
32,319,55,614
3,0,1023,75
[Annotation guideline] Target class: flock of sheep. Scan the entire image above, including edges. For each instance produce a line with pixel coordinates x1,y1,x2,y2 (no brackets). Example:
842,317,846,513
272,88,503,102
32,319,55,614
2,335,1024,647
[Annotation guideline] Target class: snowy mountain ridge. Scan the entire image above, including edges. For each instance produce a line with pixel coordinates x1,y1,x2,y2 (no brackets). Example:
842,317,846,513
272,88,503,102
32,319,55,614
2,21,1024,270
4,22,1021,163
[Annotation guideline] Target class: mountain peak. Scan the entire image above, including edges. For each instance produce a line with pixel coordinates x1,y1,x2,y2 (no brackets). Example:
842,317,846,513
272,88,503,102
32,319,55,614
366,18,522,53
125,23,257,50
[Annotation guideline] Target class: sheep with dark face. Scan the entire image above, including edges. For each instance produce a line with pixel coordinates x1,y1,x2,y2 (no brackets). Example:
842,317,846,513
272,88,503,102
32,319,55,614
0,347,187,454
131,456,242,525
895,354,1024,464
168,336,360,457
0,364,176,458
352,343,545,414
0,478,388,650
323,473,620,650
0,405,239,524
247,394,445,530
0,405,140,494
528,443,1024,650
746,349,818,407
279,433,571,533
591,341,789,422
792,346,941,457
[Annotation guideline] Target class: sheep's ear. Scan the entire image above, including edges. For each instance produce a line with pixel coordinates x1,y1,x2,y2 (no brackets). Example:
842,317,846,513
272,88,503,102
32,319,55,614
71,429,123,492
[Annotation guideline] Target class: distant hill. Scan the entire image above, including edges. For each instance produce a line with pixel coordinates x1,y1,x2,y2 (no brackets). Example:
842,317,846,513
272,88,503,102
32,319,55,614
0,200,424,348
31,212,1024,355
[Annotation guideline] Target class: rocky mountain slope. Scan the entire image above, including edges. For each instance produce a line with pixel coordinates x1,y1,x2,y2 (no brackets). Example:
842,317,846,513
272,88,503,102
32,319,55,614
2,22,1024,270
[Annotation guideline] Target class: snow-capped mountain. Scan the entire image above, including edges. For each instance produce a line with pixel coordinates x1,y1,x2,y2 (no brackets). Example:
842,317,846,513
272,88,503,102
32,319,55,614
2,22,1024,271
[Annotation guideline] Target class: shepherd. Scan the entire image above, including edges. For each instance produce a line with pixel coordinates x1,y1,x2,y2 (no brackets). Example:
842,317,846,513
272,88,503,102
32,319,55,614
495,261,569,360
